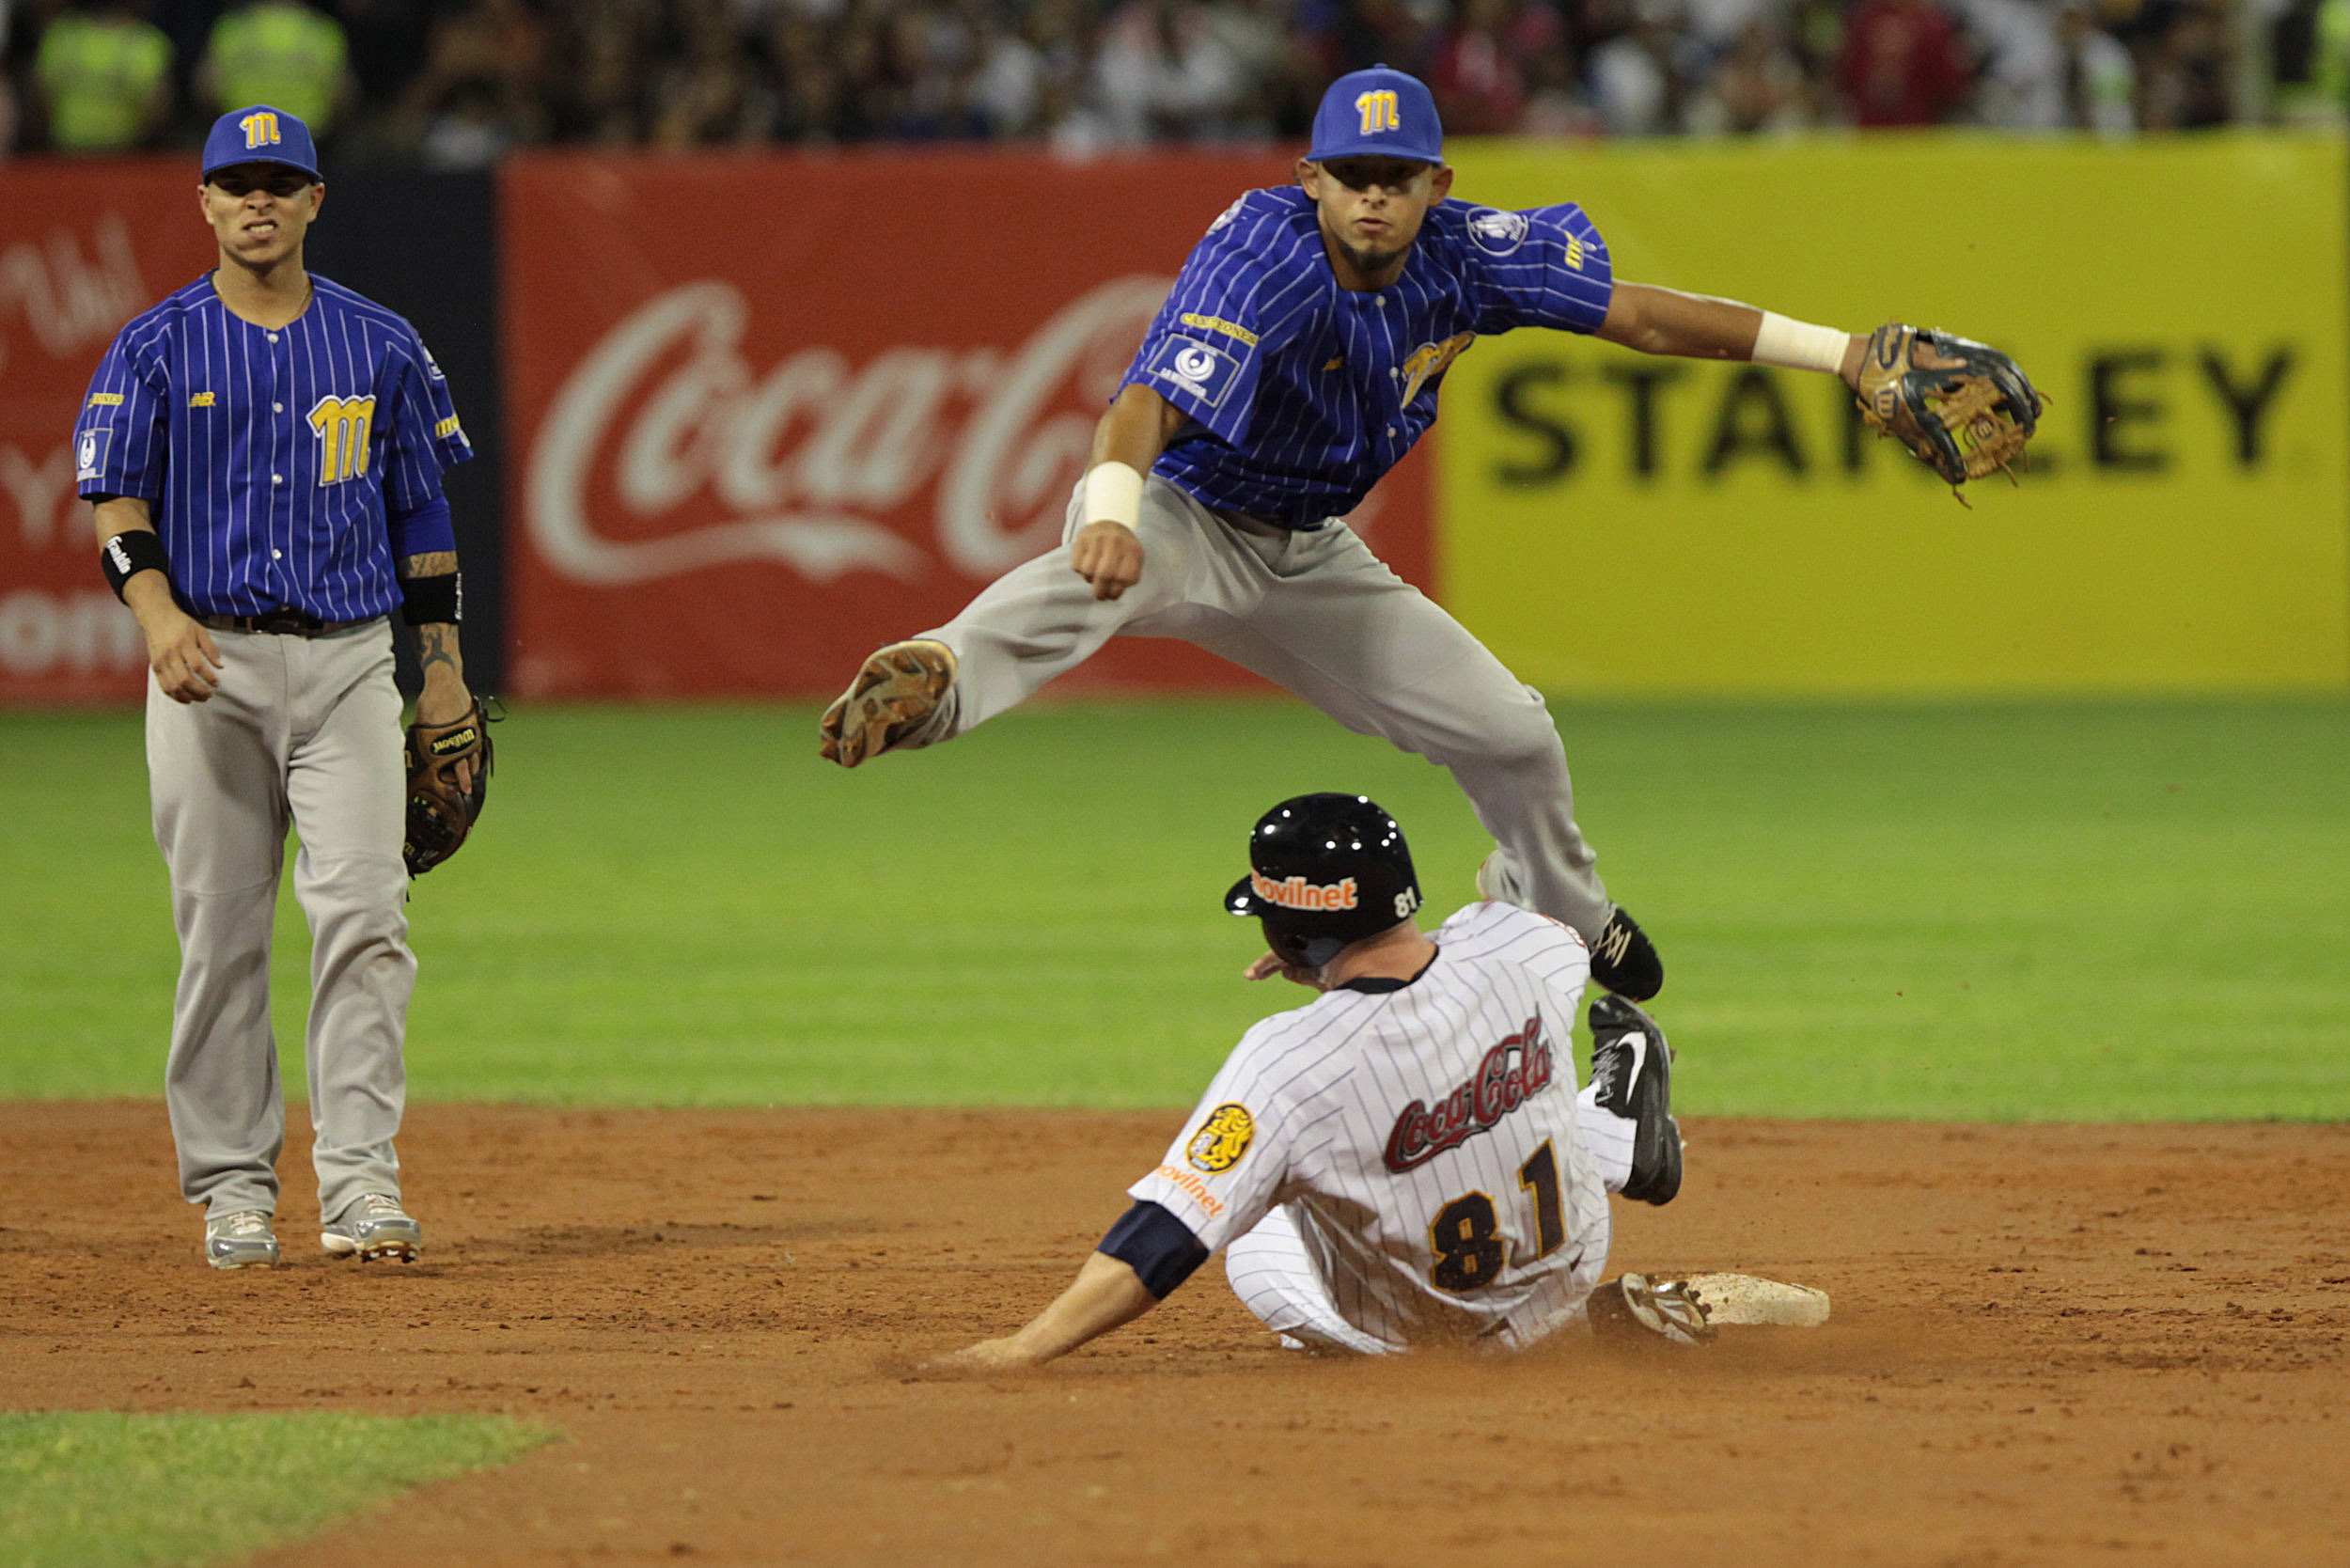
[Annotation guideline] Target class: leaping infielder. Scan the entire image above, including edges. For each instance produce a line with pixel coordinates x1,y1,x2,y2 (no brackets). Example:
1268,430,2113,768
822,65,2040,1004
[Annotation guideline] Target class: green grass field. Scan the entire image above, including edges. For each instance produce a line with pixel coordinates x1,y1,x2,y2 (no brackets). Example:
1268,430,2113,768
4,696,2344,1119
0,1412,550,1568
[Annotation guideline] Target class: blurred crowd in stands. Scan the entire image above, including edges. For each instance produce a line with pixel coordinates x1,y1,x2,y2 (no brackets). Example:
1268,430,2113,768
4,0,2345,164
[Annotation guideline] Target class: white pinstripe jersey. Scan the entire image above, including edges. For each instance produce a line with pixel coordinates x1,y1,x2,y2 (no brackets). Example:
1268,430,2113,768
75,274,471,620
1121,186,1614,525
1131,902,1610,1349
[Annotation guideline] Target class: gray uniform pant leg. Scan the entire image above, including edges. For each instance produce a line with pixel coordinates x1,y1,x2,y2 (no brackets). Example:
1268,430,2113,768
149,622,414,1221
284,627,414,1221
906,481,1202,743
912,478,1612,936
1175,516,1612,938
150,644,290,1218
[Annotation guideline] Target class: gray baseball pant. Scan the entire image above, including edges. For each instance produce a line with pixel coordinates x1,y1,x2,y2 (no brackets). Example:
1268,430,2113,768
908,478,1614,939
147,619,413,1223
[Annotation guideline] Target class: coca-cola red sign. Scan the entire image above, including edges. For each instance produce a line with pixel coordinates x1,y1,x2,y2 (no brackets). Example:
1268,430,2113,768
501,150,1432,698
1383,1016,1557,1172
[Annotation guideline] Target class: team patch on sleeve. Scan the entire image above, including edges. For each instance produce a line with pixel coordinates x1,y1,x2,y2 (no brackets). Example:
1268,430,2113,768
1146,335,1243,410
75,426,110,481
434,415,463,439
1185,1103,1257,1173
1467,208,1529,256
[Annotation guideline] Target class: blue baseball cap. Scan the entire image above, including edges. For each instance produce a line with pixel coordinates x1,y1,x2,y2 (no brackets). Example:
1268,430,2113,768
1308,66,1443,166
201,106,321,183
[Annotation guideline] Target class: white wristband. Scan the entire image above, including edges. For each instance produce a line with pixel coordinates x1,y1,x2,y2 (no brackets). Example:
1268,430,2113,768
1751,313,1851,375
1083,461,1144,532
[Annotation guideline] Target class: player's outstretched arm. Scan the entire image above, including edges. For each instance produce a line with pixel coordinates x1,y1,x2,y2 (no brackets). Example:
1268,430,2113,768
948,1251,1161,1369
1599,284,2036,490
1596,282,1868,385
93,495,221,704
1071,384,1187,603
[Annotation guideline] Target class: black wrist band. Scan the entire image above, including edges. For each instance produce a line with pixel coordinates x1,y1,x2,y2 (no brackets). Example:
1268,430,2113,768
100,530,170,603
400,572,462,625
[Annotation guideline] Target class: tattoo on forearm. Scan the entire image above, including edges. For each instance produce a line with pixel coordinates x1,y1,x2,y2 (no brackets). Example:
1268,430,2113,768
417,622,462,679
400,551,457,579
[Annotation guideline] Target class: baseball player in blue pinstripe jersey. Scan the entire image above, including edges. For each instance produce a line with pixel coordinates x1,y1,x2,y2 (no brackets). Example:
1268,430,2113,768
78,106,477,1270
823,65,1998,1002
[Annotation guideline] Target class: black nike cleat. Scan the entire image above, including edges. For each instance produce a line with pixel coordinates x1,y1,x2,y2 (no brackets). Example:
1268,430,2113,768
1587,906,1662,1000
1588,994,1681,1205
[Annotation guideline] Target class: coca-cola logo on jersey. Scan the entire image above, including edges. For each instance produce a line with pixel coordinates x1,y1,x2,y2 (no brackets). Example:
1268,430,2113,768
526,275,1171,588
1382,1017,1556,1173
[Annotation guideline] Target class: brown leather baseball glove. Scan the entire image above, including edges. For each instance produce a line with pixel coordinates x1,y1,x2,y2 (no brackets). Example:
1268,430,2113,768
1856,324,2044,497
403,697,495,876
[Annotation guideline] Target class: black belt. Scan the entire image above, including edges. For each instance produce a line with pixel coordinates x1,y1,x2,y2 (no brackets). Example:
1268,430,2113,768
196,610,374,637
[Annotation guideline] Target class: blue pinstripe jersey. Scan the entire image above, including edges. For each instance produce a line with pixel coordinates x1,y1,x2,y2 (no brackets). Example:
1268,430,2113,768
1120,185,1614,526
74,274,472,620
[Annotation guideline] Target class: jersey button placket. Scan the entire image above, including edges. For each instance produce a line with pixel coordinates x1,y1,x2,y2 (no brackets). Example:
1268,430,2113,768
266,327,290,597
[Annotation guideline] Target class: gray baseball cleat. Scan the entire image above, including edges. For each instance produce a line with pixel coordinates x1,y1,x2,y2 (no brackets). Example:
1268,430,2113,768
1588,1273,1717,1344
1474,847,1522,905
1588,995,1681,1205
819,639,956,768
205,1209,279,1270
321,1194,422,1262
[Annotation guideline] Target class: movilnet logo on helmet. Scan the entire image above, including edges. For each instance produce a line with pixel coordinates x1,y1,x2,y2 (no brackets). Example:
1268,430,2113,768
1251,871,1358,912
1382,1017,1556,1172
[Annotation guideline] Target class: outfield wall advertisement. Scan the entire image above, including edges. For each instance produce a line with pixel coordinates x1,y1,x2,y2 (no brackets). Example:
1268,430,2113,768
1437,135,2350,694
0,165,216,704
498,150,1433,698
2,139,2342,706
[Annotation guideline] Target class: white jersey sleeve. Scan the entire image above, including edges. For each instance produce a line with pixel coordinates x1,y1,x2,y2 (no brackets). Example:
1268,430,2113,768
1128,1019,1313,1254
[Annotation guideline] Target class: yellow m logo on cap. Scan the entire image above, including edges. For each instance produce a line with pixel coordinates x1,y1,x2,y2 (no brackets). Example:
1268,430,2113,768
1354,90,1400,135
239,111,281,149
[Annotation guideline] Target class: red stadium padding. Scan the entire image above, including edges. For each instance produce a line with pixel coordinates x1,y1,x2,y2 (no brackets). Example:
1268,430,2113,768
0,162,219,705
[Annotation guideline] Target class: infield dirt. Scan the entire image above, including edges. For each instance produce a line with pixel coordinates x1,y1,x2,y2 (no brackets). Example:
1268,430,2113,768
4,1104,2346,1567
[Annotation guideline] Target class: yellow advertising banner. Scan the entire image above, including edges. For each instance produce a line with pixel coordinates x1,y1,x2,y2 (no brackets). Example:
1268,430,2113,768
1437,134,2348,694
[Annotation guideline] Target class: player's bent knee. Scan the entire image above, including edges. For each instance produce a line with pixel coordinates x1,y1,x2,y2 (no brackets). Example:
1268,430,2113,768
1465,699,1570,776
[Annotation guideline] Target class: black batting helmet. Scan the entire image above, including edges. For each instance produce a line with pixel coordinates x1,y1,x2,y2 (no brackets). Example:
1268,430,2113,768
1224,793,1423,970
